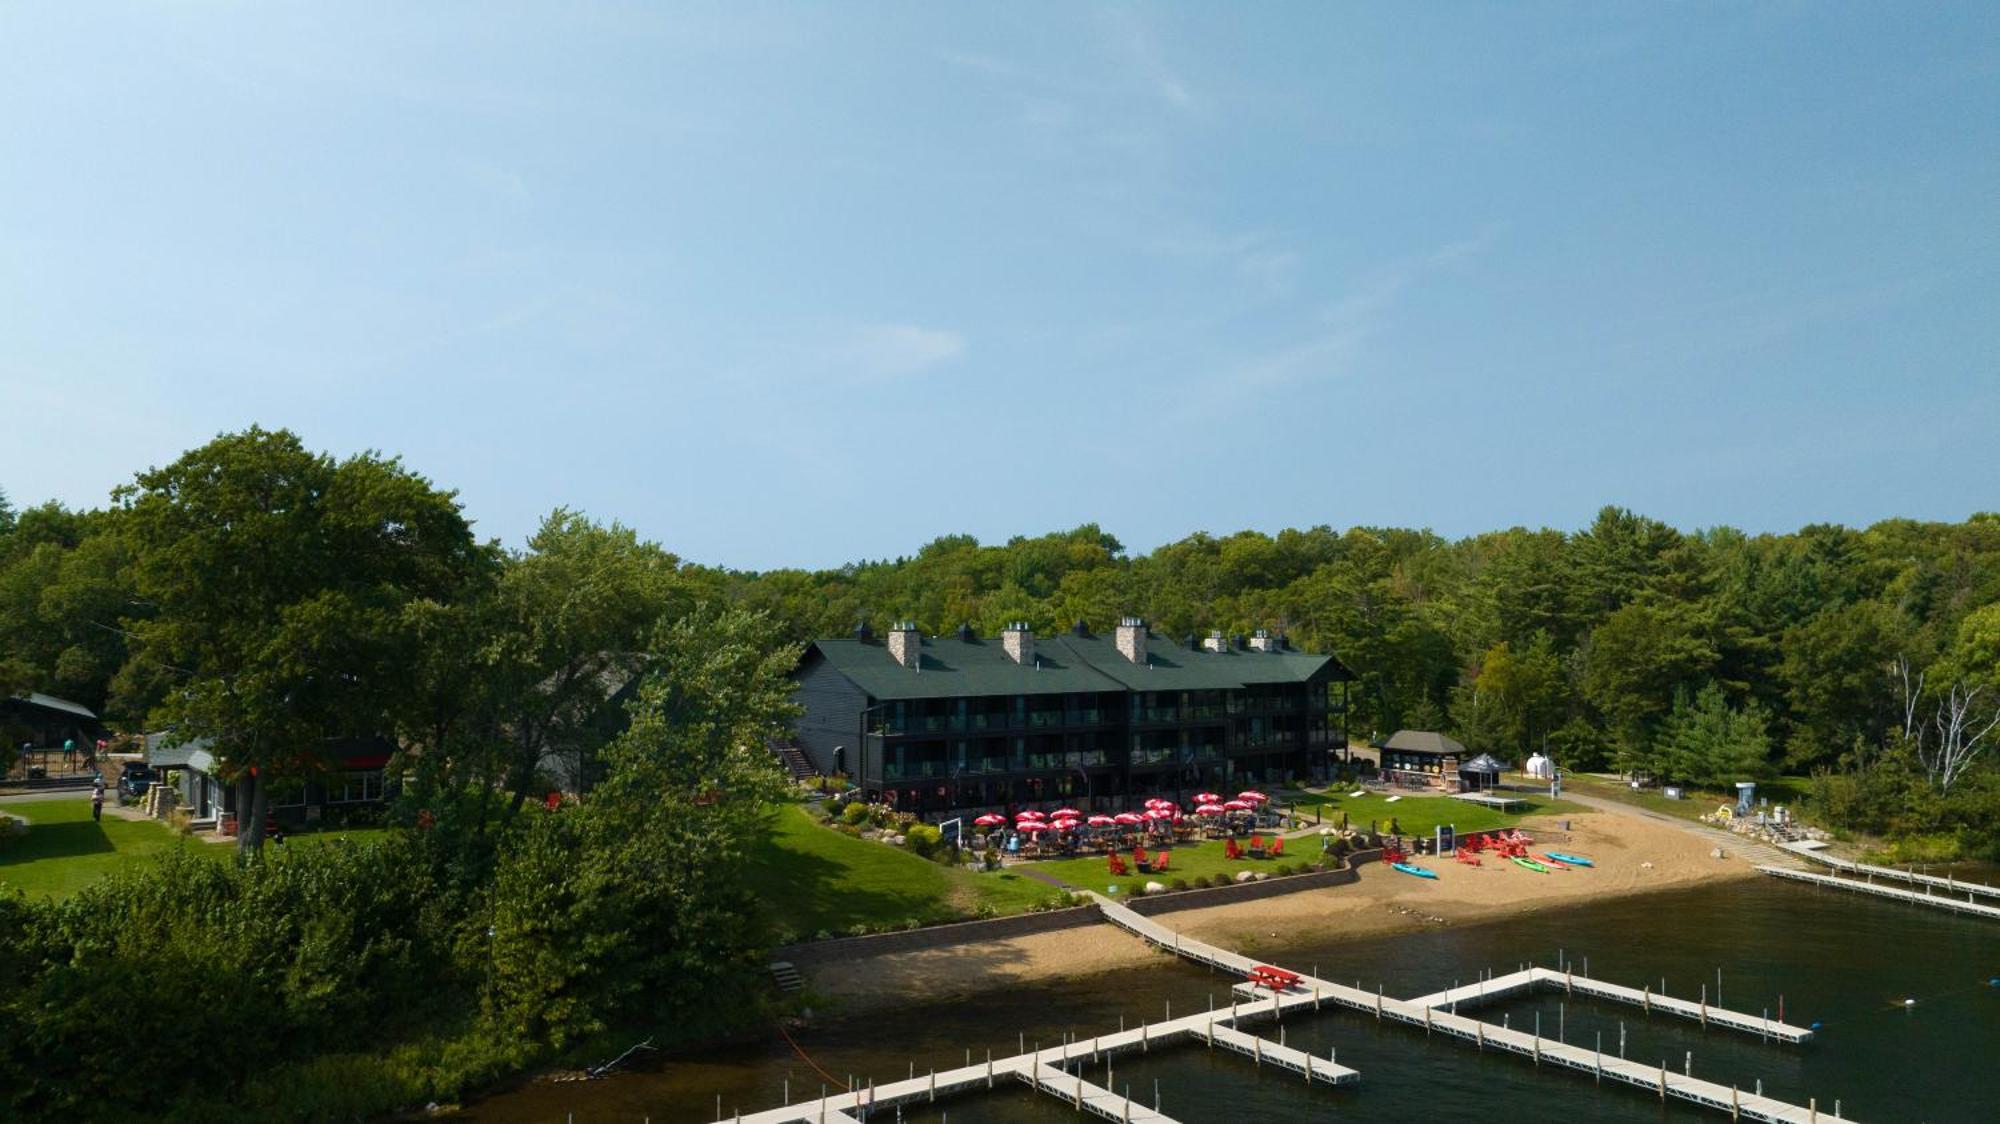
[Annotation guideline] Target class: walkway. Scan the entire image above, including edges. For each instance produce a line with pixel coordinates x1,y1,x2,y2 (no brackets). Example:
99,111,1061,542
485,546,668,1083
1779,841,2000,899
1757,864,2000,921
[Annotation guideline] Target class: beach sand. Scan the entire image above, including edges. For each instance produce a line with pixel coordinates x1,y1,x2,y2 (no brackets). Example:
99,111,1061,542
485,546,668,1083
805,809,1753,1013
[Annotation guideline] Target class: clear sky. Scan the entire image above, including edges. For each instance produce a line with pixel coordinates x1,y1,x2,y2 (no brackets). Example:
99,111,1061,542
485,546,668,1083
3,4,1995,570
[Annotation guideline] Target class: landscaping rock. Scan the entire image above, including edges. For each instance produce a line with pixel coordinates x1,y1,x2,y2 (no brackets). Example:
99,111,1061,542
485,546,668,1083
1235,871,1254,883
1143,881,1166,895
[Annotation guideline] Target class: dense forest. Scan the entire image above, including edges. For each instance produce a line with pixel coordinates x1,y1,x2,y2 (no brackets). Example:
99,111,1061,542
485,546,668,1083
5,438,1998,861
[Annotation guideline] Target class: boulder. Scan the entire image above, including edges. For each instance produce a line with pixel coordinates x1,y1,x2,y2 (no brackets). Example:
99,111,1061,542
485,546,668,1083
1235,871,1255,883
1143,881,1166,895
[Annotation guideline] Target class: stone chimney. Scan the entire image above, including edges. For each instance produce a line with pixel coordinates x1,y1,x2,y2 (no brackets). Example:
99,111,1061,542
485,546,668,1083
1201,630,1229,653
1002,621,1035,665
1248,628,1277,653
1115,616,1149,664
887,621,922,668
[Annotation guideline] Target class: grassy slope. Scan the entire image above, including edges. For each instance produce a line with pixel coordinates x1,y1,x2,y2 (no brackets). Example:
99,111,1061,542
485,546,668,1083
0,798,392,899
744,803,1059,938
1282,788,1585,836
1025,837,1308,896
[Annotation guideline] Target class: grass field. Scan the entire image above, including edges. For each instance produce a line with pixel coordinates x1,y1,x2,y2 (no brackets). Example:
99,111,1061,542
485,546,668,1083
1562,773,1812,823
1024,836,1316,896
0,798,392,899
1282,788,1583,837
743,803,1062,939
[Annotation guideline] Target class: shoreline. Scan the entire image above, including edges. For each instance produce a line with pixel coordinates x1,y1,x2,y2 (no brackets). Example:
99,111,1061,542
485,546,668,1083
802,807,1755,1015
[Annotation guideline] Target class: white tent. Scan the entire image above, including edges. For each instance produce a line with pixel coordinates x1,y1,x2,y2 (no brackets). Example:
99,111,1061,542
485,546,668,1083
1524,753,1554,780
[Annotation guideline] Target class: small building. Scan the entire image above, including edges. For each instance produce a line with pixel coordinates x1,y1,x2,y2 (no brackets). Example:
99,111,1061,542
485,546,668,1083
146,732,395,830
1377,729,1467,789
2,693,105,754
1457,752,1507,792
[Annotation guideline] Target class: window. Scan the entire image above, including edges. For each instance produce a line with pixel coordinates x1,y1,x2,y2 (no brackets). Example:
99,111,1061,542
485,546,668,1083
333,769,384,803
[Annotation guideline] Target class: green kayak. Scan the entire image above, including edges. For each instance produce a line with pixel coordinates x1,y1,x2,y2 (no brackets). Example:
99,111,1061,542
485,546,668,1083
1511,855,1550,873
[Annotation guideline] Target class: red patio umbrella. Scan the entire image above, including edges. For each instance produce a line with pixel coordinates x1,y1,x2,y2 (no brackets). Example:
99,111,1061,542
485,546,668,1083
1086,814,1116,827
1143,808,1172,820
1222,799,1253,811
1051,816,1080,829
973,813,1006,827
1015,810,1046,821
1237,790,1269,803
1053,807,1082,818
1017,821,1053,833
1195,792,1221,804
1113,812,1144,825
1195,803,1227,816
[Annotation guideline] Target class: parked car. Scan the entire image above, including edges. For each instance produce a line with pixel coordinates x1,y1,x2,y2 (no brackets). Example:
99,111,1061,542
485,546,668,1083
119,767,153,800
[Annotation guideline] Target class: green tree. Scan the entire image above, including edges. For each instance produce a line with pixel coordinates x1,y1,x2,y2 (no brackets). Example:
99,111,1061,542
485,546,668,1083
1582,603,1717,771
1777,600,1904,767
1655,683,1772,786
119,427,485,854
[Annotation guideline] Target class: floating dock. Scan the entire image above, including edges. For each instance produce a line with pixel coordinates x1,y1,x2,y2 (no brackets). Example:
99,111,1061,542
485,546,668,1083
1779,842,2000,900
1758,864,2000,920
1407,966,1813,1043
1097,898,1848,1124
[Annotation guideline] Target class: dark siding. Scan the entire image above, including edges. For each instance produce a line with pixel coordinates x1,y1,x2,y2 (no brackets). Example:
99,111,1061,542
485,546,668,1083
792,650,869,777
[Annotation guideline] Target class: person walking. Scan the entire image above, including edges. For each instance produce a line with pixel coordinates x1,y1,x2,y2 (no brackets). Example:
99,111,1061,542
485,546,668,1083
63,737,76,770
91,781,105,822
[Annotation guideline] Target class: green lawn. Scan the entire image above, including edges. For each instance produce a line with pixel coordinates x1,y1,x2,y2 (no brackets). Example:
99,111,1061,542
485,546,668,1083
0,799,392,899
1023,837,1316,897
744,803,1062,940
1562,773,1813,823
1286,788,1584,837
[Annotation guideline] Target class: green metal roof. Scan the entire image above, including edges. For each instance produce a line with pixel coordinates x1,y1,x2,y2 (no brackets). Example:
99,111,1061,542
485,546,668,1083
806,637,1127,700
807,630,1351,701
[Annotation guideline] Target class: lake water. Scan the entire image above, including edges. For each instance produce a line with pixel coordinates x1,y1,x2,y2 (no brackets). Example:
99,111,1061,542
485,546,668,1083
463,878,1998,1123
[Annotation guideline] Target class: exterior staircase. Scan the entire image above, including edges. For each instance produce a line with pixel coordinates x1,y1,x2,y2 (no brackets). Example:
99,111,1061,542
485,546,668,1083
768,961,804,993
772,743,817,782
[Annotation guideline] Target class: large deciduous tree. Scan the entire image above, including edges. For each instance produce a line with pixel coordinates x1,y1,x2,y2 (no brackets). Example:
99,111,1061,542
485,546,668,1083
119,427,485,854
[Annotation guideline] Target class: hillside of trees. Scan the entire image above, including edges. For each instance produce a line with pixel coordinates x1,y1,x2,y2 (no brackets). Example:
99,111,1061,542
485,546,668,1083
7,446,1998,860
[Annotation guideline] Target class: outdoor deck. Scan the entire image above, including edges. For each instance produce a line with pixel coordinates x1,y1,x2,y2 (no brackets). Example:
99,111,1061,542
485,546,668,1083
1450,791,1529,812
1757,864,2000,921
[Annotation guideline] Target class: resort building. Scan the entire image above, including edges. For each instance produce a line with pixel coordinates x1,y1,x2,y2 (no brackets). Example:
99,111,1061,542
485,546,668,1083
790,619,1354,814
1376,729,1468,789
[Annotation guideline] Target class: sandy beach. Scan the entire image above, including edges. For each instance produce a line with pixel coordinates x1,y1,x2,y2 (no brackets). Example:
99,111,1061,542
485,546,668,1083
805,808,1754,1013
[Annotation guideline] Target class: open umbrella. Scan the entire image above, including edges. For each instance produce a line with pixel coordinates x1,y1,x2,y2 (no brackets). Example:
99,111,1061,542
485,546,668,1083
1017,820,1053,833
1222,799,1253,811
1237,790,1269,803
1113,812,1144,825
1195,803,1227,816
973,813,1006,827
1015,810,1046,822
1086,814,1116,827
1143,808,1172,821
1053,807,1082,818
1194,792,1221,805
1051,815,1080,829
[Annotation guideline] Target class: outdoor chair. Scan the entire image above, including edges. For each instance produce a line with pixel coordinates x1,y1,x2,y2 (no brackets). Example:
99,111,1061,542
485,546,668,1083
1108,853,1130,877
1151,851,1170,874
1269,837,1285,858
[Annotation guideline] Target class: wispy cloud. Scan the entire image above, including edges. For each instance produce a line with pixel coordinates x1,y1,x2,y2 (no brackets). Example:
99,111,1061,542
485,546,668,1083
1098,5,1198,114
838,323,967,380
1166,226,1503,423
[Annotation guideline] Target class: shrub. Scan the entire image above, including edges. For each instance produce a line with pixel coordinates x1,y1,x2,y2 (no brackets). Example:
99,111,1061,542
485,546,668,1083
841,802,871,827
1169,878,1188,892
904,822,943,858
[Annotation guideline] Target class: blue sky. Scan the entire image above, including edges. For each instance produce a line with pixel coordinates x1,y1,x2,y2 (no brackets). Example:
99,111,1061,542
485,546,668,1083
3,4,1995,569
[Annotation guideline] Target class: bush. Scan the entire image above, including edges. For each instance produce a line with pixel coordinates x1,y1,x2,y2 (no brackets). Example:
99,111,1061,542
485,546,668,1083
1169,878,1188,892
841,802,871,827
904,822,943,858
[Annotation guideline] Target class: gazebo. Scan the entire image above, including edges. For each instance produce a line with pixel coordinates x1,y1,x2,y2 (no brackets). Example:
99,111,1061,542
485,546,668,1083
1457,753,1506,791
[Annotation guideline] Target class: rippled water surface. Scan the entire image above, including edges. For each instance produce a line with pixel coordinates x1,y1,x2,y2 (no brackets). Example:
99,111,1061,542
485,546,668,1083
463,878,1998,1123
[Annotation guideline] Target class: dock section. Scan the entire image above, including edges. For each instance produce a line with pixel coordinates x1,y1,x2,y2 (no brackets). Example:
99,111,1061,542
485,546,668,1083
1097,898,1848,1124
1410,966,1813,1043
1779,843,2000,901
1759,864,2000,921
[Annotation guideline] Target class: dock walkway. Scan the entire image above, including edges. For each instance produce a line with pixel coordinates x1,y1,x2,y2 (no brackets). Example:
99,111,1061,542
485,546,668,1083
1408,967,1812,1043
1779,843,2000,900
1095,898,1847,1124
1757,864,2000,921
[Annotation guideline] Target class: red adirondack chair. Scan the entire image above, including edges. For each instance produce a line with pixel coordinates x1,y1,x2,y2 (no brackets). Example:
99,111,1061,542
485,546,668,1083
1108,852,1130,876
1152,851,1171,873
1269,837,1286,858
1133,846,1149,871
1224,837,1243,861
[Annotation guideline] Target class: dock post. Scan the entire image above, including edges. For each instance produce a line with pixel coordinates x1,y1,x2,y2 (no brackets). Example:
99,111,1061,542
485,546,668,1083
986,1049,993,1088
1424,1006,1432,1036
1619,1020,1626,1058
1254,1035,1262,1066
928,1069,935,1101
1376,983,1383,1021
1314,983,1321,1010
1659,1062,1667,1101
1762,1008,1769,1042
1809,1097,1816,1122
1566,966,1573,995
1595,1031,1602,1083
1142,1022,1148,1052
1684,1050,1692,1076
1560,1001,1565,1043
1756,1078,1762,1097
1643,985,1651,1013
1476,1022,1484,1050
1731,1084,1739,1120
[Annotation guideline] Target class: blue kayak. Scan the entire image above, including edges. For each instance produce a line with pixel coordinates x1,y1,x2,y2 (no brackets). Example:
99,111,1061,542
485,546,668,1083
1392,862,1438,880
1543,851,1594,867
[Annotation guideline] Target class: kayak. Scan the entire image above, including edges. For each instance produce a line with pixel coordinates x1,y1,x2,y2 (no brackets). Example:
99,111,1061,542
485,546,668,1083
1536,854,1571,869
1544,851,1594,867
1510,856,1550,873
1392,862,1438,880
